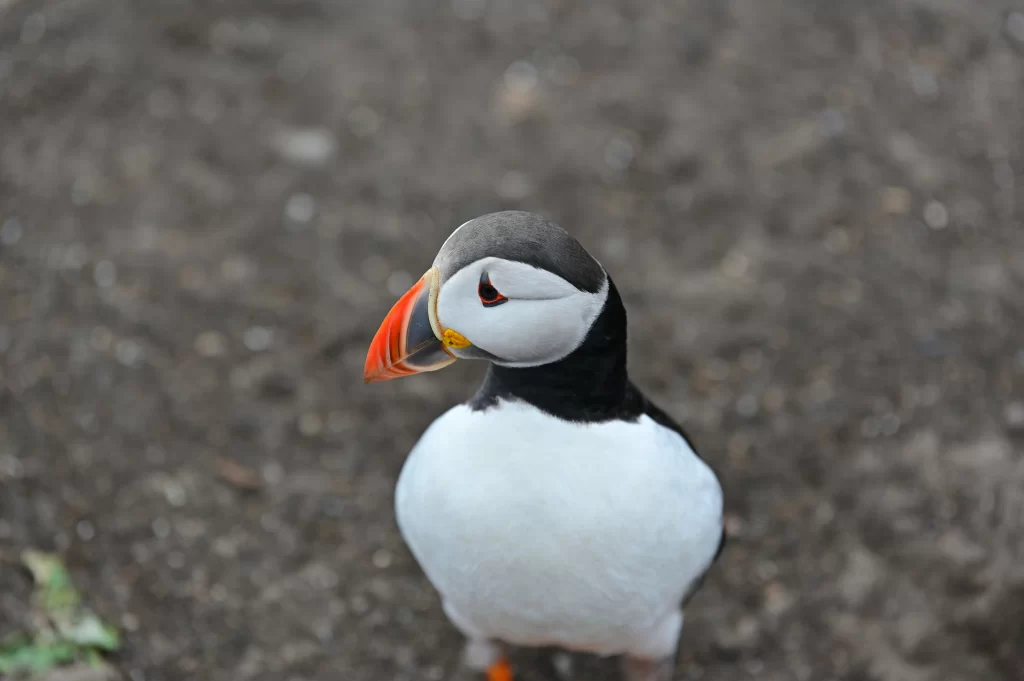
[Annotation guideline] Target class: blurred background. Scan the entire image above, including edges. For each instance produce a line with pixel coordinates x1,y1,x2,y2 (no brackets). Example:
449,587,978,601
2,1,1023,680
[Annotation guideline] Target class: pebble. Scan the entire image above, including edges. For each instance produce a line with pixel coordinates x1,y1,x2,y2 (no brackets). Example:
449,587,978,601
721,250,749,278
21,13,46,44
152,517,171,539
0,217,23,245
1007,12,1024,46
372,549,393,569
298,412,323,436
736,394,759,418
909,64,939,99
839,547,881,606
262,461,285,485
115,339,145,367
167,551,185,569
242,326,273,352
763,582,793,615
271,127,336,166
496,60,540,119
551,652,573,679
285,193,316,224
93,260,117,288
194,331,228,357
604,136,635,171
76,519,96,541
1005,401,1024,431
881,186,912,214
348,105,382,138
923,200,948,229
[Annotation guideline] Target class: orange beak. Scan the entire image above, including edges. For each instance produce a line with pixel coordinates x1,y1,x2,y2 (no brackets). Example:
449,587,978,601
364,267,457,383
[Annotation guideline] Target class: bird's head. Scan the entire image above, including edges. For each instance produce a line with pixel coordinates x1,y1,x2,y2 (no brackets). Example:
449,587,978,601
364,211,610,382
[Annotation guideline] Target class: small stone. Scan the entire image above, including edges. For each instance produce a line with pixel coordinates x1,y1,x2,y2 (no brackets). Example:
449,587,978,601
496,61,540,119
823,228,849,253
348,105,382,138
881,187,912,215
271,127,337,166
763,582,793,615
372,549,393,569
215,457,262,490
285,193,316,224
210,584,228,602
194,331,227,357
21,13,46,44
604,136,635,171
1005,401,1024,431
262,461,285,485
0,217,23,245
504,60,538,93
909,65,939,99
551,652,573,679
167,551,185,569
242,326,273,352
922,200,948,230
298,412,323,437
76,520,95,541
839,547,881,606
937,530,986,568
121,613,140,632
152,517,171,539
1006,12,1024,46
114,339,144,367
736,394,759,418
721,251,749,278
220,255,254,282
93,260,117,288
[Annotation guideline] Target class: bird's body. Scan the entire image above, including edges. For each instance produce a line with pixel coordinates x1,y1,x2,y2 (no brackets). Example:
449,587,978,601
396,398,722,659
364,211,726,681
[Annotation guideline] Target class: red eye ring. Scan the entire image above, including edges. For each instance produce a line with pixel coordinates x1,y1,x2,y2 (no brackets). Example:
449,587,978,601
478,272,508,307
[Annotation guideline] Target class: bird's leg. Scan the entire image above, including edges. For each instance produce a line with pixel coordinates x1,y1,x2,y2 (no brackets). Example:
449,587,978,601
620,655,674,681
486,655,514,681
460,638,512,681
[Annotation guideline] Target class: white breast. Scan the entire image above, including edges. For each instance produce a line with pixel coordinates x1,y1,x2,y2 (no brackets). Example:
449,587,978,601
394,400,723,658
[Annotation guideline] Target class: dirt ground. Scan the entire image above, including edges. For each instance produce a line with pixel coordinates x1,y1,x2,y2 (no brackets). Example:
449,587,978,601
2,0,1023,679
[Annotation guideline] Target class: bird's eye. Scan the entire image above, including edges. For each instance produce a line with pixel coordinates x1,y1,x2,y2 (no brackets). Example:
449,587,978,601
478,272,508,307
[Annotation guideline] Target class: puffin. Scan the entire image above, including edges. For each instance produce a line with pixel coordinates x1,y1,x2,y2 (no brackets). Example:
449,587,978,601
364,211,725,681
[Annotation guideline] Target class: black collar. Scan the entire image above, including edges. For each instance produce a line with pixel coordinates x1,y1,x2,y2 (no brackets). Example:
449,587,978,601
468,278,701,457
469,277,645,423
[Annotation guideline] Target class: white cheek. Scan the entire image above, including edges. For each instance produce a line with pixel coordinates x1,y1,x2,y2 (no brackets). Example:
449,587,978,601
436,260,608,366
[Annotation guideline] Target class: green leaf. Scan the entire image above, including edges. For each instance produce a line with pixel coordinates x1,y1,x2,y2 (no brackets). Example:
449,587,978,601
17,549,123,664
60,614,120,652
22,550,81,615
0,639,80,674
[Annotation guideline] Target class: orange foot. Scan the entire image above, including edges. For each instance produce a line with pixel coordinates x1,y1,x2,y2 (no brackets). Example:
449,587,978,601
486,656,513,681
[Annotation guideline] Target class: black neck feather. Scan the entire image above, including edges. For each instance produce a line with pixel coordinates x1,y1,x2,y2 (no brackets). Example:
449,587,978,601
468,278,646,423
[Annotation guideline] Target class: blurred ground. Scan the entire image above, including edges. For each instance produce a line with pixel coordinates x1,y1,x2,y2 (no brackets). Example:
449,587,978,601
2,1,1024,680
